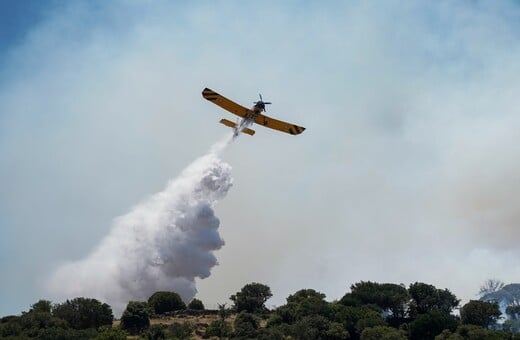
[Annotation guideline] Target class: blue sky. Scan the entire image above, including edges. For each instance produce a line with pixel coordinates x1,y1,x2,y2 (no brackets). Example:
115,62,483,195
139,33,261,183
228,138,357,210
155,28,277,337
2,1,520,316
0,1,50,50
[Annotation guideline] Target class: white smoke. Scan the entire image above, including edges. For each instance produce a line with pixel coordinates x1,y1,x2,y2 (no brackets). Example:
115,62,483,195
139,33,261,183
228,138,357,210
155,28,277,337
46,136,234,315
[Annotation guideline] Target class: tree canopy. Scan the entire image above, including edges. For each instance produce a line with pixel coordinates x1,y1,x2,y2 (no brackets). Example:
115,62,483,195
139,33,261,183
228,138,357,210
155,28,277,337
460,300,502,328
147,291,186,314
3,280,520,339
120,301,150,335
230,282,273,313
52,297,113,330
408,282,459,316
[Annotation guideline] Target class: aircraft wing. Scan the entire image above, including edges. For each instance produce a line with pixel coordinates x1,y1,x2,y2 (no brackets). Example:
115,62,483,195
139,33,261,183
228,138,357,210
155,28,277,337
202,88,252,118
254,113,306,135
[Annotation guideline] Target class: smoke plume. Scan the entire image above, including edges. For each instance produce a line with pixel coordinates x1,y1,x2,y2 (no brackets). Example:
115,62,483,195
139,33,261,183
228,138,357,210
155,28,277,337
46,136,234,315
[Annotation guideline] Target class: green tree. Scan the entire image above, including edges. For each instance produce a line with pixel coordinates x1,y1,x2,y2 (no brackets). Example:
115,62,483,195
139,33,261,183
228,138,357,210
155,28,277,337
408,310,458,340
331,303,385,339
233,312,260,338
187,298,204,310
147,291,186,314
230,282,272,313
52,297,113,330
0,316,22,338
31,300,52,314
360,326,406,340
289,315,332,340
218,303,231,320
347,281,410,325
18,309,69,337
408,282,459,317
327,321,351,339
451,324,510,339
460,300,501,328
120,301,150,335
284,289,332,321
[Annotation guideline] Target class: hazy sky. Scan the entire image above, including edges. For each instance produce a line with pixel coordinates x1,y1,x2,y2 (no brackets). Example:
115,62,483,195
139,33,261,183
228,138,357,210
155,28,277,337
2,0,520,315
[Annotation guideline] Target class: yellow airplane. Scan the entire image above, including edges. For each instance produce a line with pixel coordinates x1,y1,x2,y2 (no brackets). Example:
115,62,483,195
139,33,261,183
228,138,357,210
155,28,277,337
202,88,305,136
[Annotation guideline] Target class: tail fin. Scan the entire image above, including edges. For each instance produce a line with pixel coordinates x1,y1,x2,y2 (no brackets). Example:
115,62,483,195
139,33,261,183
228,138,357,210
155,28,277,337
219,119,255,136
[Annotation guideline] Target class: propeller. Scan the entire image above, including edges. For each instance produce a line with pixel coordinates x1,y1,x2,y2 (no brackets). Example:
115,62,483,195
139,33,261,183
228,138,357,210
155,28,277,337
254,93,272,112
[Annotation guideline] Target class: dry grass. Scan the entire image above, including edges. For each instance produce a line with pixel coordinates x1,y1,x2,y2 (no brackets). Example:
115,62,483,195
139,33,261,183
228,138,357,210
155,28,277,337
113,313,240,339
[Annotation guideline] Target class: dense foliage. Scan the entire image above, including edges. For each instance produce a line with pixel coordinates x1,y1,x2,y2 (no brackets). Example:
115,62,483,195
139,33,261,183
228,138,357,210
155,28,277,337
230,282,273,313
147,291,186,314
3,281,520,339
120,301,150,335
0,298,114,339
52,297,113,329
187,298,205,310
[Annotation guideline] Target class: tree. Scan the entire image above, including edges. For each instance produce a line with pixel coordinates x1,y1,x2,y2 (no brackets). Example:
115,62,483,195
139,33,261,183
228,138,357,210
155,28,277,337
347,281,410,324
408,311,458,340
289,315,332,340
230,282,272,313
233,312,260,338
287,289,327,304
52,297,113,330
282,289,332,321
408,282,459,317
479,279,505,297
147,291,186,314
450,324,511,339
360,326,406,340
30,300,52,314
120,301,150,335
187,298,204,310
460,300,501,328
331,304,386,339
218,303,231,320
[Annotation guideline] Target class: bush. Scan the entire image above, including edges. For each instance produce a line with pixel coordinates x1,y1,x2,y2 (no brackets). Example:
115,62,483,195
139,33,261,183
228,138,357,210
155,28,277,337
120,301,150,335
205,319,232,338
360,326,407,340
142,324,167,339
52,297,113,330
169,322,193,339
188,298,204,310
95,326,127,340
233,312,259,338
148,291,186,314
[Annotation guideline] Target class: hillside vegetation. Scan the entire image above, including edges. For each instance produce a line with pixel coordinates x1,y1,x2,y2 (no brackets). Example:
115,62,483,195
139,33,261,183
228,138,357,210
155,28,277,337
1,280,520,339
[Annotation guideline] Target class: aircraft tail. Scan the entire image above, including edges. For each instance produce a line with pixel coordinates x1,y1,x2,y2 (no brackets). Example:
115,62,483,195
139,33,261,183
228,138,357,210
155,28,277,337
219,119,255,136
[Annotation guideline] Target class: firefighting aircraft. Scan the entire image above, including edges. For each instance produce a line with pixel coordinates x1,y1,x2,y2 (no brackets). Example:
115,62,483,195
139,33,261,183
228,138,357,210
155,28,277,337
202,88,305,136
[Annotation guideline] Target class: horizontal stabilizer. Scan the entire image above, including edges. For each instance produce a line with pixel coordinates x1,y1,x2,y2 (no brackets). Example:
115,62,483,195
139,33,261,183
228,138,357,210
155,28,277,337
219,119,255,136
241,127,255,136
219,118,237,128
